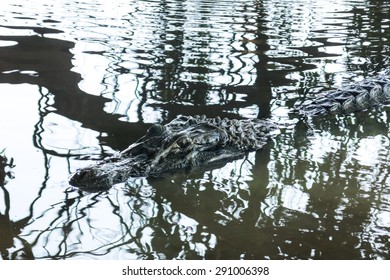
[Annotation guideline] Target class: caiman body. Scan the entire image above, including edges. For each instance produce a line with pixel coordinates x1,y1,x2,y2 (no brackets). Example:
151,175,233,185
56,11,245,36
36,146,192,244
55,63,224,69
297,71,390,116
69,70,390,191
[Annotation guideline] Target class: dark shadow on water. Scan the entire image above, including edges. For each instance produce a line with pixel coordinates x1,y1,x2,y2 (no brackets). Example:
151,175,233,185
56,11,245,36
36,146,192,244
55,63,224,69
0,151,34,259
0,28,147,152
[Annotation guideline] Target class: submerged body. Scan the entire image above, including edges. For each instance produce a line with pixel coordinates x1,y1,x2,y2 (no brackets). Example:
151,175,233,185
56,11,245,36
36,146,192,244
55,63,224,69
69,115,278,191
69,70,390,191
297,72,390,116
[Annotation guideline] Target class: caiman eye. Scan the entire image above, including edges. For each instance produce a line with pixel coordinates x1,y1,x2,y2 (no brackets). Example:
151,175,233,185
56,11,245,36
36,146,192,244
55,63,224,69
177,138,191,148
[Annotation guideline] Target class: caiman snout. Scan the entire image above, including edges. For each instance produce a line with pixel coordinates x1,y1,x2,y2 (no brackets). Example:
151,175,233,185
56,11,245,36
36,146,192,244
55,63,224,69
68,167,111,191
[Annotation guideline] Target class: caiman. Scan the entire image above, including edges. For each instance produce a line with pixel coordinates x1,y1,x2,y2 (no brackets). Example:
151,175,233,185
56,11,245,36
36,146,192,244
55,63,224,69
69,69,390,191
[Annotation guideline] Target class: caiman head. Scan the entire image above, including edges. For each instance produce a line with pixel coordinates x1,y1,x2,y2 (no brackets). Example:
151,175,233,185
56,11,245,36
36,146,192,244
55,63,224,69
69,116,271,191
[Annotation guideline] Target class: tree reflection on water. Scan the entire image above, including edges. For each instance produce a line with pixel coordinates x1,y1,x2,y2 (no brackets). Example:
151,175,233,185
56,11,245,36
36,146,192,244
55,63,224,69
0,0,389,259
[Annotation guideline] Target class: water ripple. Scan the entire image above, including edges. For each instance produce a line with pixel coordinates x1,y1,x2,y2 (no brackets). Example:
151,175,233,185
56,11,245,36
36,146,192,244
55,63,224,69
1,0,390,260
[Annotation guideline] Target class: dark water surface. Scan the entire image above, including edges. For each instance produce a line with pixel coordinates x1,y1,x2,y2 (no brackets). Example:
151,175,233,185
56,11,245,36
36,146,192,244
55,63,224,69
1,0,390,260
